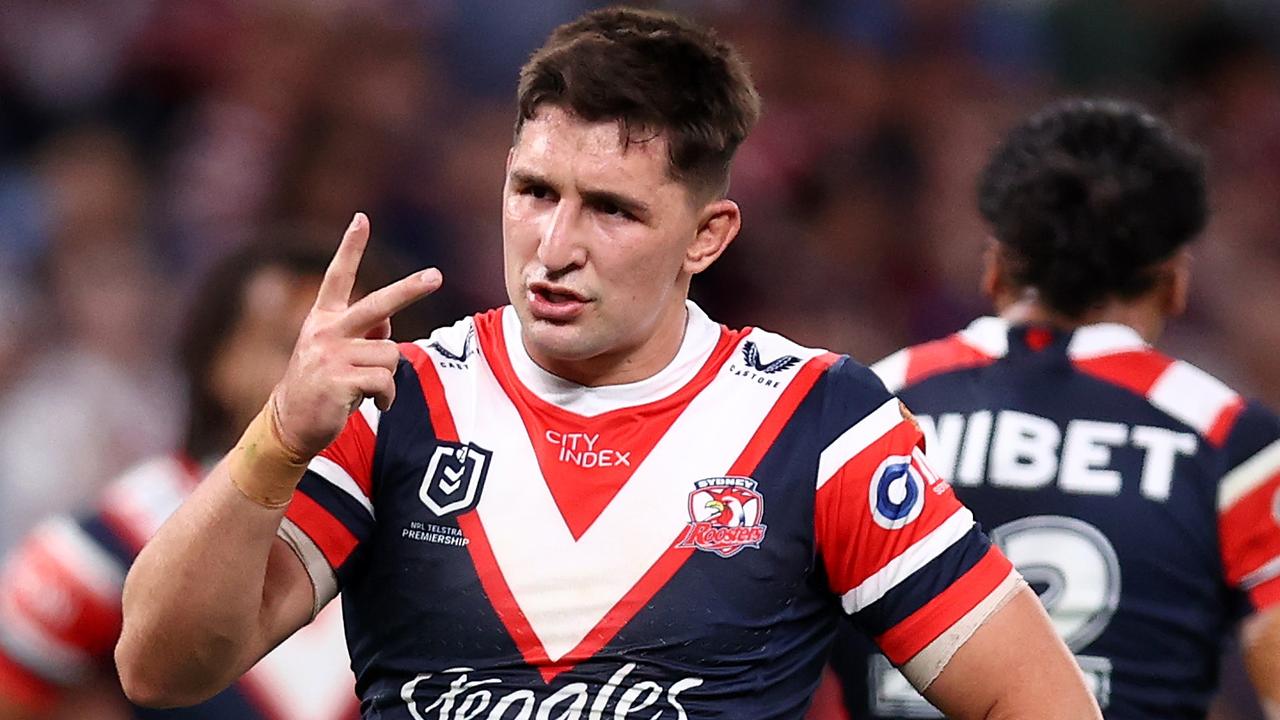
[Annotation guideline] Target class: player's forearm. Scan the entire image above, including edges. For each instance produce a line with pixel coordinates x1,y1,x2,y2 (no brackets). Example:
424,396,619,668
115,459,296,707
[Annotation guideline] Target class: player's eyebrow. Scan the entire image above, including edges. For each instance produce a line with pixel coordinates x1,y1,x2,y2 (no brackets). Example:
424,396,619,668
509,169,652,220
580,188,651,220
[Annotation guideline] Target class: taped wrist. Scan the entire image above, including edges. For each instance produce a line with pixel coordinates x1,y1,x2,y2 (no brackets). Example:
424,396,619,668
228,398,310,509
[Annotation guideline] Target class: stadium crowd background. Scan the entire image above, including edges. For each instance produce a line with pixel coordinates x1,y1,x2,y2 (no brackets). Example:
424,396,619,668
0,0,1277,717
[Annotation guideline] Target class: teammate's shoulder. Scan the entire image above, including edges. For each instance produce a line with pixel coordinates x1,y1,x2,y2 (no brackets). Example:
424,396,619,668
1075,342,1248,448
98,454,197,549
871,318,1008,393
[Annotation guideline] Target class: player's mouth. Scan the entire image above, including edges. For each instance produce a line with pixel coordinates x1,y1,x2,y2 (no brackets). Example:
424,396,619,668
527,282,589,321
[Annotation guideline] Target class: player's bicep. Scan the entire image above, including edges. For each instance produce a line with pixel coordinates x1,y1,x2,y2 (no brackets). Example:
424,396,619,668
921,585,1094,719
246,537,322,671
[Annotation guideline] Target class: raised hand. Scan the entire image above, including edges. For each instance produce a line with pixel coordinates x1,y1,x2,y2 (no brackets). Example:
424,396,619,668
270,213,442,460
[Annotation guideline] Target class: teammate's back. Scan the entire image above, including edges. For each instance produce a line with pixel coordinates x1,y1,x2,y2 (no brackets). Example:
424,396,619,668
834,317,1280,718
832,98,1280,718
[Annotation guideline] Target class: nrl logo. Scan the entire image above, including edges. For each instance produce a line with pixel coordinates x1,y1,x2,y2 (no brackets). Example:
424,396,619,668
676,476,768,558
420,441,492,517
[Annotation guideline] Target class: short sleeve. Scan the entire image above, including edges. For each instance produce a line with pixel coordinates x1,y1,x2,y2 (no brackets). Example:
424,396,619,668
1217,402,1280,611
279,398,380,613
0,515,130,711
814,362,1018,689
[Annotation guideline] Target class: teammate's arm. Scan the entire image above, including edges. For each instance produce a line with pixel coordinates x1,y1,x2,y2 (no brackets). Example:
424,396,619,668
1243,602,1280,717
0,696,38,720
115,214,440,706
920,586,1098,719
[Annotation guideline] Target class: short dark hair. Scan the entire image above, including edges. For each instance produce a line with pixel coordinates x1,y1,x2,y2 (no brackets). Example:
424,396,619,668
515,6,761,198
978,98,1207,318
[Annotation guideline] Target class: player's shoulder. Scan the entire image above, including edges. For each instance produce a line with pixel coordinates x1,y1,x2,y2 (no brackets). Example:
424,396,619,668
402,312,483,365
736,323,899,435
871,317,1008,394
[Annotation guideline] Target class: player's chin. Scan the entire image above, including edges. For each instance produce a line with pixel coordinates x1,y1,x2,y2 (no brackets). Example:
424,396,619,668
525,325,593,358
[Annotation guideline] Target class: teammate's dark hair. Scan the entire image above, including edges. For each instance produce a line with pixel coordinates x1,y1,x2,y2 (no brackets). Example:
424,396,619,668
978,98,1207,317
178,240,331,461
516,6,761,198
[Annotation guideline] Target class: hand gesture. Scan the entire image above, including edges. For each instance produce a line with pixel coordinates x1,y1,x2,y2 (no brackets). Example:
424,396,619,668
270,213,442,459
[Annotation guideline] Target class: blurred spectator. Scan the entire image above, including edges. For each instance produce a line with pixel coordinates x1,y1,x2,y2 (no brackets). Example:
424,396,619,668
0,128,180,555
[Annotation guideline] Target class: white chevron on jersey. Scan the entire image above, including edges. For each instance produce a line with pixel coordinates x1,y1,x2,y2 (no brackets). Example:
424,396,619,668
430,318,828,663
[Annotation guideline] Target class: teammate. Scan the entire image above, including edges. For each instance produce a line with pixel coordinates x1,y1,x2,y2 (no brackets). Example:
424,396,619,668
832,99,1280,719
115,9,1099,719
0,241,360,720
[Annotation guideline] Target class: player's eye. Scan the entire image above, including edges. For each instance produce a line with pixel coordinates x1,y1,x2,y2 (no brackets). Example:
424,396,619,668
521,183,554,201
594,200,635,221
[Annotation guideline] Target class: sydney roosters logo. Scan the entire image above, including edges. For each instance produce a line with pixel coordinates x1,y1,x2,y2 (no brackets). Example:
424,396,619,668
676,477,767,558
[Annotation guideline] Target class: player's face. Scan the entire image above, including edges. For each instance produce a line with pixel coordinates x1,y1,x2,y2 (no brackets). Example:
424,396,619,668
503,106,725,385
211,268,322,432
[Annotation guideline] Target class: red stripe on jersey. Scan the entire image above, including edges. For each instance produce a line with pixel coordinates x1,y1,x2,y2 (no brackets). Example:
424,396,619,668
1219,470,1280,588
450,346,831,682
284,493,358,569
317,411,376,498
474,312,752,539
527,352,836,681
0,651,56,712
1206,398,1247,448
875,547,1012,665
903,336,995,387
4,540,121,657
401,341,459,440
816,422,962,595
1073,350,1175,397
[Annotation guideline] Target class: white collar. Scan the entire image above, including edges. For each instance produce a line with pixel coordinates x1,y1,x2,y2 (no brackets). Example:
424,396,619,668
964,316,1150,358
500,300,720,416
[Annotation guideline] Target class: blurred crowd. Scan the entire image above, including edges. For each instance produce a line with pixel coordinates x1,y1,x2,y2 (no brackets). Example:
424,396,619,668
0,0,1278,715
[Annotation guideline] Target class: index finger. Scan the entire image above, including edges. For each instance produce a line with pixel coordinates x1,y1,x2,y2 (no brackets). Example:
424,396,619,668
342,268,443,336
316,213,370,310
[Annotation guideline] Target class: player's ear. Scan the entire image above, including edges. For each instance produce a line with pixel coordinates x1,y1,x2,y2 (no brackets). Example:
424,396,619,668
1159,248,1192,319
980,238,1006,304
685,198,740,275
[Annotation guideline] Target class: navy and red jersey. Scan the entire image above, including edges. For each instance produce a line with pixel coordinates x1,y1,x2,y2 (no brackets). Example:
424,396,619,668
0,455,359,720
832,317,1280,719
278,302,1019,719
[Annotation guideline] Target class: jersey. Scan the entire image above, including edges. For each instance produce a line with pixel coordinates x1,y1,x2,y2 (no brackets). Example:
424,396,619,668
278,302,1019,719
0,454,360,720
832,317,1280,719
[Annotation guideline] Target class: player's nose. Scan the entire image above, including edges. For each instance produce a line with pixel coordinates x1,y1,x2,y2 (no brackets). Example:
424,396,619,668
537,200,587,272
